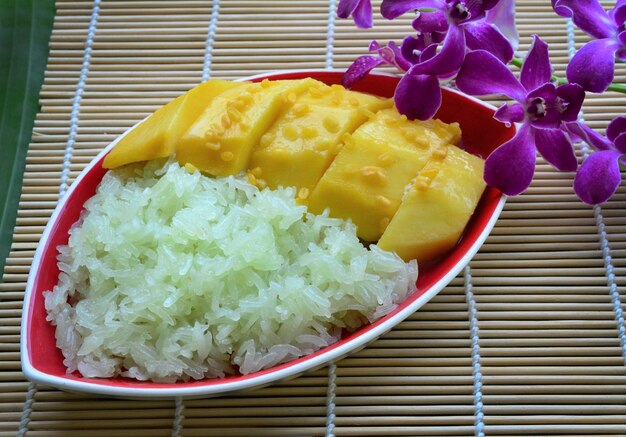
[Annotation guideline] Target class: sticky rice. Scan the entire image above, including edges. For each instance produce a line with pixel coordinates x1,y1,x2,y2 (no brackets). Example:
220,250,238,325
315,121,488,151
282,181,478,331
44,160,417,382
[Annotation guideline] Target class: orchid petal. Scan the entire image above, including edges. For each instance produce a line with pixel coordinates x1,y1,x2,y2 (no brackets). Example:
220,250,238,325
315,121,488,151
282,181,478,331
423,31,445,46
368,40,381,51
394,72,442,120
614,133,626,154
564,121,612,152
618,31,626,61
380,0,445,20
420,43,439,62
337,0,373,28
552,0,615,39
411,11,448,33
377,41,412,71
574,150,623,204
401,36,423,64
337,0,359,18
342,55,385,88
401,36,440,65
607,116,626,153
419,34,446,64
485,0,519,50
611,3,626,27
463,0,500,22
455,50,526,102
494,103,525,125
526,82,557,99
556,83,585,122
534,128,578,171
566,39,618,93
407,25,466,77
484,123,536,196
401,33,445,63
520,35,552,92
607,116,626,144
463,21,514,63
352,0,374,29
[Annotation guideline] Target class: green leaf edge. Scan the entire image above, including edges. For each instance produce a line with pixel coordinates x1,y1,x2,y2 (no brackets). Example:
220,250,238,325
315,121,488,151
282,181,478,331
0,0,56,279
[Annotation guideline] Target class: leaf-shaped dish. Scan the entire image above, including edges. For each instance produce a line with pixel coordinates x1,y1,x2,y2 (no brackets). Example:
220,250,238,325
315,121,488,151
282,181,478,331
21,70,514,398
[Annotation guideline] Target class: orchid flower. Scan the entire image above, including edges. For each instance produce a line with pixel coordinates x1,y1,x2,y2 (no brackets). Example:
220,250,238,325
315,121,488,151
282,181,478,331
337,0,374,29
343,33,450,120
455,35,585,196
337,0,626,204
381,0,514,63
552,0,626,93
574,117,626,204
342,0,515,120
343,39,414,90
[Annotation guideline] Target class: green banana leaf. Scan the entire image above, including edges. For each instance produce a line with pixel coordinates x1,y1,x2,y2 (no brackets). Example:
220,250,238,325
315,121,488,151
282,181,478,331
0,0,55,277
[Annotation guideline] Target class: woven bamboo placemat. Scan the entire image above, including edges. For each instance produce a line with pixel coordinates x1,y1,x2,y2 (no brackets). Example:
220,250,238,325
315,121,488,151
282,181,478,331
2,0,626,435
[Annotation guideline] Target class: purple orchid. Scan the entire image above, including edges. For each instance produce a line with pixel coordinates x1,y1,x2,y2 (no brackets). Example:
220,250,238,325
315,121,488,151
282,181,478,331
573,117,626,204
336,0,626,204
341,0,515,120
455,35,585,196
380,0,514,63
342,32,445,85
342,34,451,120
343,39,414,89
337,0,374,29
552,0,626,93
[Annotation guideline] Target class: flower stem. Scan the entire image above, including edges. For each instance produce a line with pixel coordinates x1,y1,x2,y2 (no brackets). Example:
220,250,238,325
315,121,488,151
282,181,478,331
510,56,626,94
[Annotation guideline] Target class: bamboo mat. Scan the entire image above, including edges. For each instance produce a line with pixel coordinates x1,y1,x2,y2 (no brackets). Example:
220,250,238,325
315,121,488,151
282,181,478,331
2,0,626,435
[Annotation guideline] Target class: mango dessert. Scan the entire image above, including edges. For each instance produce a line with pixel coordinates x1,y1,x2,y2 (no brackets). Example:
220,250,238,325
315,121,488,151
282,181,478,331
250,82,391,192
378,145,486,262
176,78,317,176
103,79,239,169
307,109,461,242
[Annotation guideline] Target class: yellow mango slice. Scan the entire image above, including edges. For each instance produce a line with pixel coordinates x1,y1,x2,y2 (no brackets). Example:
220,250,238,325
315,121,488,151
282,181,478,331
176,78,317,176
378,145,486,262
103,79,239,169
250,82,391,192
308,137,426,242
354,108,461,154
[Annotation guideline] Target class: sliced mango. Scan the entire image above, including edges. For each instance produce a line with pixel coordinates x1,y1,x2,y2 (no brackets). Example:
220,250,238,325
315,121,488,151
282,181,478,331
250,82,391,192
177,78,317,176
354,108,461,155
378,145,486,262
308,137,425,242
103,79,239,169
102,77,484,264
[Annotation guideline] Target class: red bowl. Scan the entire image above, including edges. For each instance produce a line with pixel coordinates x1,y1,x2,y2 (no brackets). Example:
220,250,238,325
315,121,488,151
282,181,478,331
21,70,515,398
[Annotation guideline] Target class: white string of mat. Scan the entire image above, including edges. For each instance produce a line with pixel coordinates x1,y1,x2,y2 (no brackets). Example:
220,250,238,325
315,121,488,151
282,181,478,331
324,1,338,435
59,0,101,197
465,265,485,437
202,0,220,82
565,19,626,367
18,1,102,436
